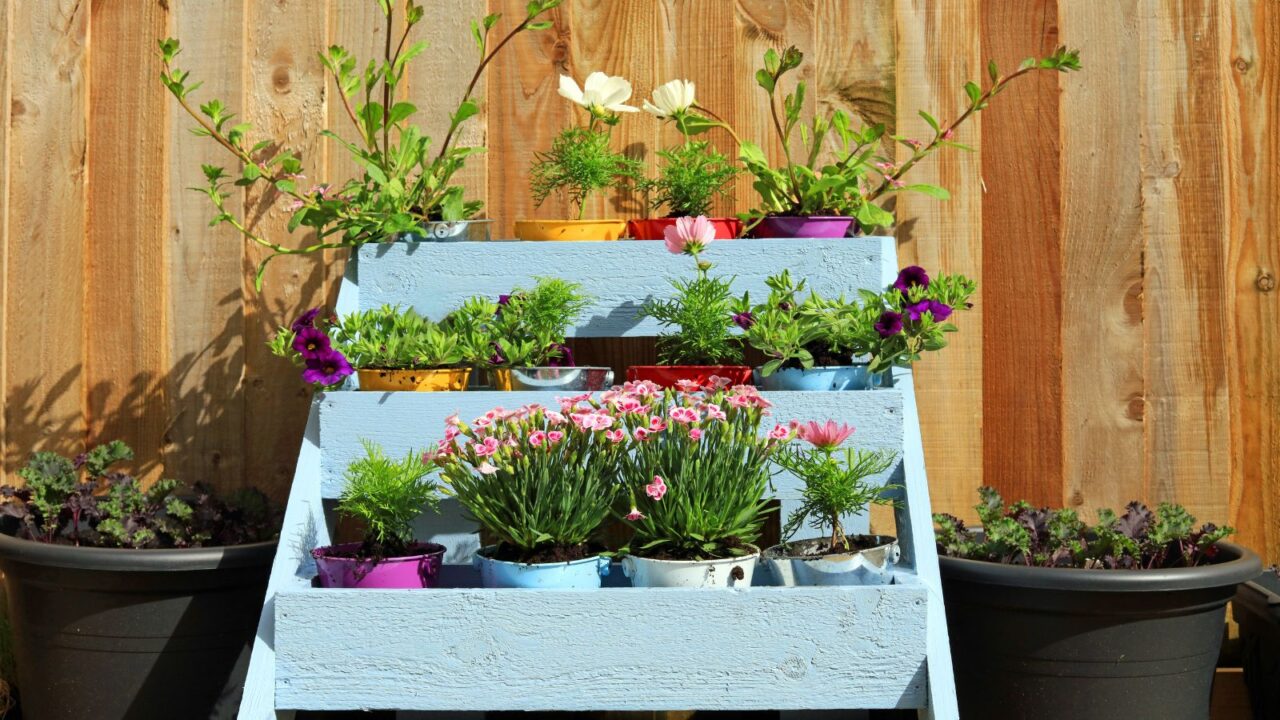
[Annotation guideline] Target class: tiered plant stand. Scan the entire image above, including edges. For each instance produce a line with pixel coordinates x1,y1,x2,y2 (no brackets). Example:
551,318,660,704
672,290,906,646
238,237,959,719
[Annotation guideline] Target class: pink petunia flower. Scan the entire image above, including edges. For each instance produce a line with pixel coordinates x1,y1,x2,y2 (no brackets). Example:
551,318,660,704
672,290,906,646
473,437,500,456
634,427,652,441
768,424,792,440
529,430,547,447
606,429,626,443
547,430,565,444
707,375,733,389
664,215,717,255
702,404,727,422
689,428,704,441
617,398,644,414
545,410,567,426
795,420,855,449
645,475,668,501
625,507,646,521
648,416,668,432
445,413,462,427
670,406,698,424
674,379,702,393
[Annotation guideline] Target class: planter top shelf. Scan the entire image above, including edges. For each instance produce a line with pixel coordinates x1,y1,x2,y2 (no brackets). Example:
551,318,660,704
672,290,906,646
348,236,897,337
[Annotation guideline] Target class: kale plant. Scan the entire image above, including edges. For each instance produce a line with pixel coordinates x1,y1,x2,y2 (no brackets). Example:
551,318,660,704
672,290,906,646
934,486,1234,569
0,442,279,549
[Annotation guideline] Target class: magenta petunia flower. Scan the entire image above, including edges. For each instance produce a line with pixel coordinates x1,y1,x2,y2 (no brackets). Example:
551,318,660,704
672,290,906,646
875,311,904,337
292,327,331,358
291,307,322,332
893,266,930,293
732,311,755,330
904,299,932,322
546,343,575,367
301,349,352,386
928,300,953,321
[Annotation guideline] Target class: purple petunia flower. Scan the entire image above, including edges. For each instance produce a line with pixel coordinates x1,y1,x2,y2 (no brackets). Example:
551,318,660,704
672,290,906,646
893,266,930,294
732,311,756,330
301,349,353,386
546,343,576,368
292,327,331,358
904,299,932,322
874,311,904,337
488,343,506,366
928,300,953,321
291,307,322,332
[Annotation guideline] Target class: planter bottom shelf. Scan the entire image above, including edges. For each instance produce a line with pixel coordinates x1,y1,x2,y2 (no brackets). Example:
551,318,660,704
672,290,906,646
274,567,931,712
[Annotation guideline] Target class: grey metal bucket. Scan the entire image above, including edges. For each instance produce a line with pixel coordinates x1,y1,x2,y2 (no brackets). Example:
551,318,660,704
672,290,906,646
763,535,900,586
396,219,493,242
497,366,615,392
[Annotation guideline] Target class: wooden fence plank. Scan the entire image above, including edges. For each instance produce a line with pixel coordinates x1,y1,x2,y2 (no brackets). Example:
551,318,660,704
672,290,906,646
85,0,170,481
2,0,89,471
0,0,11,477
166,0,247,489
1059,0,1147,514
980,0,1063,508
243,0,331,501
1139,0,1232,519
487,0,573,236
1224,0,1279,562
326,1,390,188
893,0,984,520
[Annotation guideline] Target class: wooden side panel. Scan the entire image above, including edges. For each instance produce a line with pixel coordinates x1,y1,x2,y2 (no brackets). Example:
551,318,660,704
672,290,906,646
243,0,330,501
166,0,248,488
1139,0,1232,518
1223,0,1279,562
980,0,1063,508
85,0,170,479
1059,1,1147,514
274,584,929,712
2,0,89,470
893,0,984,520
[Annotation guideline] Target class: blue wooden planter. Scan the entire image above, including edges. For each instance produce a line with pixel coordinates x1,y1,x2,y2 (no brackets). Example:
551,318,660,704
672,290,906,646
238,237,959,719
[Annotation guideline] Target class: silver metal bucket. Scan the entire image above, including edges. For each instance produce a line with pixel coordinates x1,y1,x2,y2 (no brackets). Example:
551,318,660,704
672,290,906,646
396,219,493,242
496,366,615,392
763,535,900,586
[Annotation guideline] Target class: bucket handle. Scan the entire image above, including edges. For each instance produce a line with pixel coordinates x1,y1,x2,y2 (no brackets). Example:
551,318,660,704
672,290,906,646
601,369,616,387
597,555,612,577
620,556,636,579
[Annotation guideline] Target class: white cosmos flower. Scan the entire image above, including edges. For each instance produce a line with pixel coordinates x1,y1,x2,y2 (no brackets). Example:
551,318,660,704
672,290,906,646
643,79,697,118
557,72,638,114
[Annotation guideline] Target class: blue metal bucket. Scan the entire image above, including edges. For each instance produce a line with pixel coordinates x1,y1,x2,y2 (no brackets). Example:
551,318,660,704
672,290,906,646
757,365,886,391
472,548,611,589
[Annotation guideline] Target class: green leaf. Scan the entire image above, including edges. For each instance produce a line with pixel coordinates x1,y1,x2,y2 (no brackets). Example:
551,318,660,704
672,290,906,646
763,47,780,74
964,81,981,105
527,20,553,30
388,101,417,125
761,358,783,377
917,109,939,132
451,99,480,126
987,59,999,82
483,13,501,29
471,19,484,50
904,184,950,200
393,41,428,76
275,179,297,194
242,164,261,181
755,68,775,93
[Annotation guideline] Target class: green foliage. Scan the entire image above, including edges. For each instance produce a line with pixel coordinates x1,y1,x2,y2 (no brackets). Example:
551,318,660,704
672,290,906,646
849,272,977,373
337,440,440,558
483,277,590,367
434,407,624,559
0,442,278,549
619,388,779,559
271,303,491,371
529,127,643,220
934,486,1234,569
734,271,858,376
740,45,1081,230
159,0,562,291
640,255,743,366
637,141,738,217
775,446,898,550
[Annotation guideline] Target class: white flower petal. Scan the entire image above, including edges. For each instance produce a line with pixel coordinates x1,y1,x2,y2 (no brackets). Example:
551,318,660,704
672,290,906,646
597,76,634,108
642,99,668,117
557,75,585,106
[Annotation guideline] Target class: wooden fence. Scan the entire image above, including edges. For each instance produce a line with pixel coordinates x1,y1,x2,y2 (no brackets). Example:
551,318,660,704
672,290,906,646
0,0,1275,563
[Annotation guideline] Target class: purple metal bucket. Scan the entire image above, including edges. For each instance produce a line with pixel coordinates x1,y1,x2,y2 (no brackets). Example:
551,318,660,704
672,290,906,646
311,541,446,589
751,215,853,239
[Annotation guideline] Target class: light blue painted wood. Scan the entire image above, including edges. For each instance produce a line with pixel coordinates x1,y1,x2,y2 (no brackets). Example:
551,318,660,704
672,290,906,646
355,237,895,337
893,369,959,720
239,401,331,720
273,581,929,712
248,235,960,718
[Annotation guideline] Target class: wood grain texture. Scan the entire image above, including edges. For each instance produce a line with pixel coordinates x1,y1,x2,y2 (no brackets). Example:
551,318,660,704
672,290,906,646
2,0,88,470
0,0,11,475
1223,0,1279,565
1139,0,1232,518
166,0,248,489
814,0,895,161
243,0,330,501
892,0,985,520
979,0,1063,508
1059,0,1146,515
356,237,890,336
86,0,170,480
274,583,929,711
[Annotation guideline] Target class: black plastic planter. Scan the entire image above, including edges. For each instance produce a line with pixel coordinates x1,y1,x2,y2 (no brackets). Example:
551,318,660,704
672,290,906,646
0,533,275,719
1235,570,1280,719
939,542,1261,720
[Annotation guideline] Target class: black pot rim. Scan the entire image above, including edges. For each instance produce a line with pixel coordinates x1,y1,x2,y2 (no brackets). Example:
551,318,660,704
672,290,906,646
0,531,277,572
939,540,1262,592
